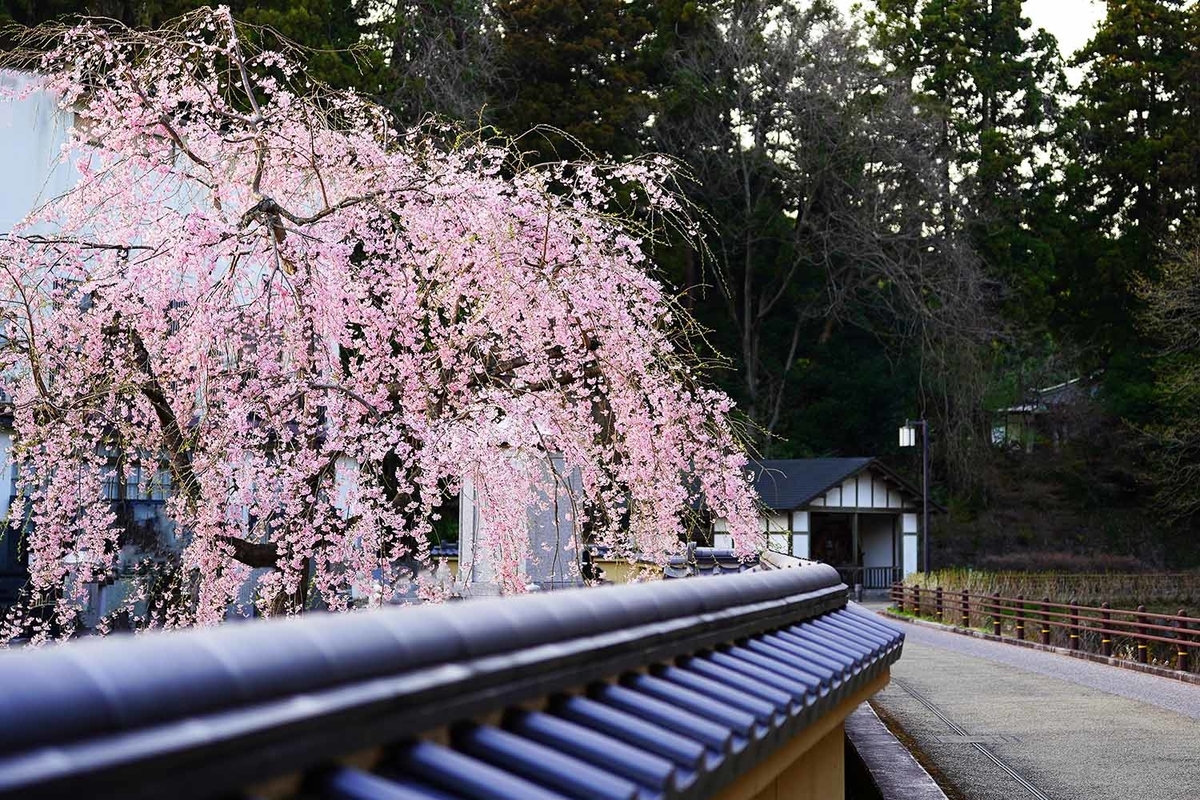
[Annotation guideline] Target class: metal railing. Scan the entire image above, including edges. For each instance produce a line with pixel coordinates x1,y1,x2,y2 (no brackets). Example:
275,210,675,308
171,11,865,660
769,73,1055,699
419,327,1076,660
890,583,1199,673
838,566,904,590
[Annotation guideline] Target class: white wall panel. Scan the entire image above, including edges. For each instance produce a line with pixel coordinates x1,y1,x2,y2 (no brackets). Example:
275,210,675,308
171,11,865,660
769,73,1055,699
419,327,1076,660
714,533,734,549
767,533,788,553
791,510,809,532
827,485,842,506
713,518,729,532
861,516,894,568
857,475,872,508
766,513,790,532
903,534,918,576
0,432,12,520
0,71,79,236
902,513,918,533
842,478,857,506
792,533,809,559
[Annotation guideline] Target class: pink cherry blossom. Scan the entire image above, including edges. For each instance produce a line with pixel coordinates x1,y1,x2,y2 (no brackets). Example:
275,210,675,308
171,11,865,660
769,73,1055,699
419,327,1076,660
0,7,760,642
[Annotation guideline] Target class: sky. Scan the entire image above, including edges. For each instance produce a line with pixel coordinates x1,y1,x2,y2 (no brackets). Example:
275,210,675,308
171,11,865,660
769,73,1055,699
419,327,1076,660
1021,0,1107,58
837,1,1108,61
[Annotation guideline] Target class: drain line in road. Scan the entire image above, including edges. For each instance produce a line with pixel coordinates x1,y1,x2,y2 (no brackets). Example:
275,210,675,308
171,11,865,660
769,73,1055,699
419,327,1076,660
891,677,1052,800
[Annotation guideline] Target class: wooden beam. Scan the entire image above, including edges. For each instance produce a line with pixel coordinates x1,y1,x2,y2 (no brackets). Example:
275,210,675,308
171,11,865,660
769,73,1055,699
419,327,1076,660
852,512,860,567
713,670,890,800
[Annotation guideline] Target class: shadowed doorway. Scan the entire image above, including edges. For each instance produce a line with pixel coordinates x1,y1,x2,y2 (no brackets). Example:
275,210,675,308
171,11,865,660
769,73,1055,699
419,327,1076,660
810,513,854,568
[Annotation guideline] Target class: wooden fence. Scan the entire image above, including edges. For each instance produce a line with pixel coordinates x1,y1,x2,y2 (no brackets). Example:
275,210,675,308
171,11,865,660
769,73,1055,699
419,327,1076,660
890,583,1200,674
900,570,1200,605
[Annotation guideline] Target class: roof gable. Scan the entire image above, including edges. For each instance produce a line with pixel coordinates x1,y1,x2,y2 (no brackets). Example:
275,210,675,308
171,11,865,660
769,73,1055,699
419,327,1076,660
751,458,873,509
751,458,924,511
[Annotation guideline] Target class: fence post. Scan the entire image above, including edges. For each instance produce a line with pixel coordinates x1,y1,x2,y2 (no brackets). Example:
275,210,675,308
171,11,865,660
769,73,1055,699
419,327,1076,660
1069,599,1079,650
1136,604,1148,664
935,586,943,622
909,584,918,615
992,592,1001,636
1040,596,1051,645
961,588,970,628
1100,602,1112,657
1015,595,1025,641
1176,608,1188,672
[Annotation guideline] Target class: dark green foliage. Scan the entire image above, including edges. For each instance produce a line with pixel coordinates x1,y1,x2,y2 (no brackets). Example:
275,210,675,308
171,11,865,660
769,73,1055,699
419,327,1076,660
2,1,367,89
491,0,653,159
869,0,1067,332
6,0,1200,566
360,1,498,124
1056,0,1200,418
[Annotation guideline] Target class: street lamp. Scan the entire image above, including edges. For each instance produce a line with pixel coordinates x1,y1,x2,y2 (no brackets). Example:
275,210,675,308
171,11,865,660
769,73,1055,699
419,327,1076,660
899,419,930,575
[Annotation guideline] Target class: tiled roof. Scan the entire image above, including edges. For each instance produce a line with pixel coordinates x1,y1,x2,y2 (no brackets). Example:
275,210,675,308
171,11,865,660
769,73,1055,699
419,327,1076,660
0,562,903,800
663,547,761,578
750,458,875,510
430,543,459,559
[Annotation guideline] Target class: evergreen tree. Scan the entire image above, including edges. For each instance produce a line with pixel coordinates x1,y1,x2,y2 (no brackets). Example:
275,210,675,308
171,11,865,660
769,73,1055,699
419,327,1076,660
491,0,653,159
2,1,366,89
869,0,1067,330
648,0,993,476
1059,0,1199,417
362,1,498,124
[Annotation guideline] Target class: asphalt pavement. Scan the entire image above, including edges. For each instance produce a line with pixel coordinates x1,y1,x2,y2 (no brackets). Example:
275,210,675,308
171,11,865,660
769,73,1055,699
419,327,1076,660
861,605,1200,800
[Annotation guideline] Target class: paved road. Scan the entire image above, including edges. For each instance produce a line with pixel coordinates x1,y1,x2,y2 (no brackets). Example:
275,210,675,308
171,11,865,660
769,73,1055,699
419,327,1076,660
863,607,1200,800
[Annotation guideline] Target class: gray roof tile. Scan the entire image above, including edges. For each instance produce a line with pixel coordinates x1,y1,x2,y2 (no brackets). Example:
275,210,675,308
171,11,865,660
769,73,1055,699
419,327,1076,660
0,564,903,800
751,458,875,510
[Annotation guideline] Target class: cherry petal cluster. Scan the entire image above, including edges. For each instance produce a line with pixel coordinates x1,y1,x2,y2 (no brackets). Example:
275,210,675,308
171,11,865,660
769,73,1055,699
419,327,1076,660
0,7,759,640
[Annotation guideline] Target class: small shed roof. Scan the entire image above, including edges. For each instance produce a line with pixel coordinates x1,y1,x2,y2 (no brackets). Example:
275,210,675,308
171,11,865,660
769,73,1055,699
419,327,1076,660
750,457,928,512
752,458,873,509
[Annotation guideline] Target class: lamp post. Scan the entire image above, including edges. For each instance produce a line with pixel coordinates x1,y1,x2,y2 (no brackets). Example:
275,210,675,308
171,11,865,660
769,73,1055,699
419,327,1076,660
899,419,930,574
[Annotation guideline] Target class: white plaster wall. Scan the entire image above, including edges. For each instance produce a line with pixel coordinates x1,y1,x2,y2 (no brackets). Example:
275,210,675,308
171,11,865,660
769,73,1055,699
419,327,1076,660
902,512,919,576
765,513,789,532
791,533,809,559
458,475,498,590
457,455,582,592
903,534,918,576
0,431,12,520
861,515,894,569
0,71,78,235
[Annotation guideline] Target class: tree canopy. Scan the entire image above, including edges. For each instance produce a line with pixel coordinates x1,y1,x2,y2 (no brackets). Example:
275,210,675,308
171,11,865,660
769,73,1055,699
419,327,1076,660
0,8,757,640
5,0,1200,582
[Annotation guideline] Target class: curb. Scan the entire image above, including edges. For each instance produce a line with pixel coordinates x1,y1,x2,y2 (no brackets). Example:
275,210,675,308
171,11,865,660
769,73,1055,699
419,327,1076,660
881,609,1200,686
845,702,949,800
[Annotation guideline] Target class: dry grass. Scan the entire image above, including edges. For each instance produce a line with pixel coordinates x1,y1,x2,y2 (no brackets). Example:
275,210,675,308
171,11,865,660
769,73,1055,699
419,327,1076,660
903,569,1200,607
